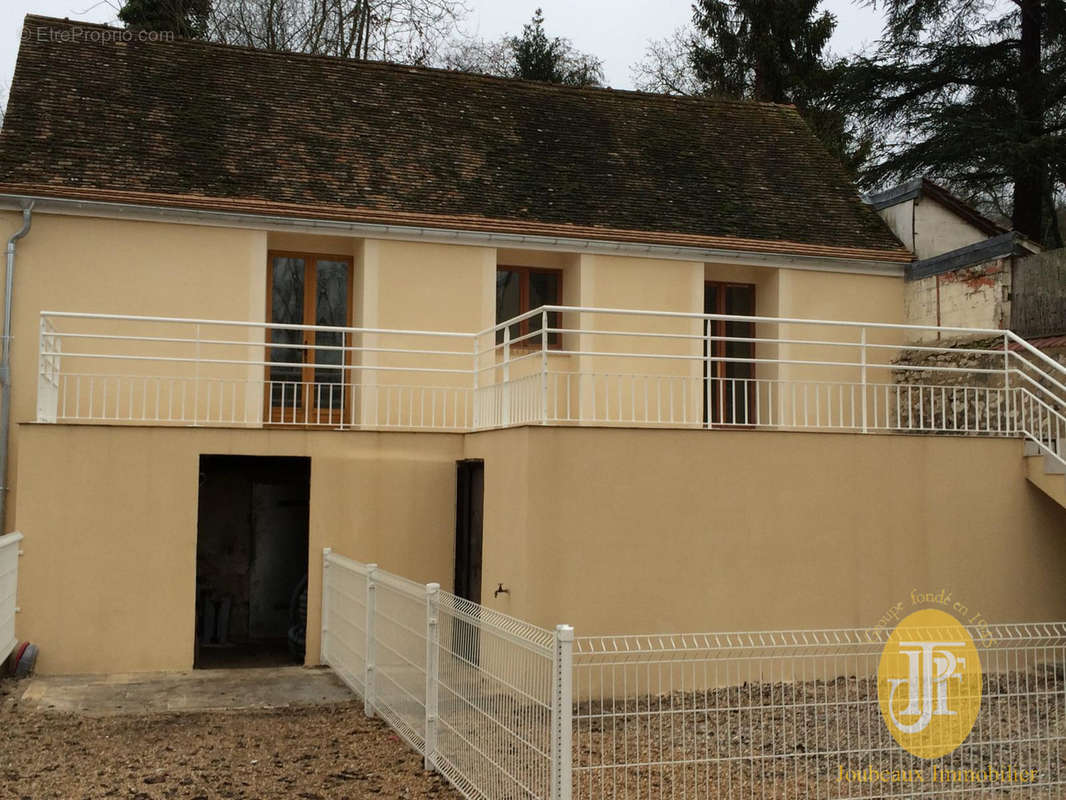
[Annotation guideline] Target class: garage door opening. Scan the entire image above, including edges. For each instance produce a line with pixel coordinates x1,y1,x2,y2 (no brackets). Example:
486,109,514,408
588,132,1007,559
195,455,310,669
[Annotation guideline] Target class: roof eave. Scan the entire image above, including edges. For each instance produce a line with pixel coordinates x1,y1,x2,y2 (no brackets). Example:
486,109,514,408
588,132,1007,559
0,186,912,275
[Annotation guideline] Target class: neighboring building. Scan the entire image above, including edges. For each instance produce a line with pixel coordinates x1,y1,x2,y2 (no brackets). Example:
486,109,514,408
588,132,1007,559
867,178,1040,338
2,16,1065,676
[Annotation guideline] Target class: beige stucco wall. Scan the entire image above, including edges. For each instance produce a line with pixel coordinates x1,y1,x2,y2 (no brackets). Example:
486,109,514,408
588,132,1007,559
0,210,912,445
469,426,1066,636
18,422,1063,675
0,212,269,534
356,239,494,428
15,423,462,674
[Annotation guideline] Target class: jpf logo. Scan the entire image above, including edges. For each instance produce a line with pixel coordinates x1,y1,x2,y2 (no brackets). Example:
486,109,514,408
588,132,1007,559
878,609,982,758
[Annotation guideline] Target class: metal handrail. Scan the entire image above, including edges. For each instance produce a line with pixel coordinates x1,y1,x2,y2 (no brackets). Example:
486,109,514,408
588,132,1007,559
36,307,1066,442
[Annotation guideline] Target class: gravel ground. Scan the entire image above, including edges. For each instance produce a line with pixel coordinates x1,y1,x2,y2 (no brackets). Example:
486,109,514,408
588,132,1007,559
0,680,462,800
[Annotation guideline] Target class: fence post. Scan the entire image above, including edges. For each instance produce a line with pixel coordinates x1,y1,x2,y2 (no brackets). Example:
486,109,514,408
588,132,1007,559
320,548,332,665
503,325,511,427
704,318,712,429
364,562,378,718
1003,332,1012,434
193,322,201,426
424,582,440,772
860,327,868,434
541,310,549,425
472,334,480,430
550,624,574,800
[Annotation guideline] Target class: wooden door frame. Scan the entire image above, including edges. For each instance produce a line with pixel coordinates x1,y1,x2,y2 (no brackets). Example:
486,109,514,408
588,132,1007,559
265,251,354,426
496,265,564,347
704,281,757,426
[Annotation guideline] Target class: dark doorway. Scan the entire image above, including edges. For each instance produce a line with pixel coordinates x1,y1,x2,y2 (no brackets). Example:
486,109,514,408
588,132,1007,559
195,455,310,669
454,460,484,603
453,459,484,665
704,282,757,425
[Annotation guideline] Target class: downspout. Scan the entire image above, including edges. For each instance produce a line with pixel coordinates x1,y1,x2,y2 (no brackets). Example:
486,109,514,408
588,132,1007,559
0,203,33,530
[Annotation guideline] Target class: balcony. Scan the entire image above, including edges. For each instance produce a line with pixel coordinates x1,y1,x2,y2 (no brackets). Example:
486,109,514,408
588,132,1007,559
34,307,1066,455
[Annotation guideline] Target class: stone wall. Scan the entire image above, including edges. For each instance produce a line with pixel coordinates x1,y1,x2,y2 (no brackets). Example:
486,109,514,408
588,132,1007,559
904,258,1010,341
892,337,1012,433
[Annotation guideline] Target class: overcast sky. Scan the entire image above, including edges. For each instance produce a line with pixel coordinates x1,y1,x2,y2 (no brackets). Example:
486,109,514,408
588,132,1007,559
1,0,886,94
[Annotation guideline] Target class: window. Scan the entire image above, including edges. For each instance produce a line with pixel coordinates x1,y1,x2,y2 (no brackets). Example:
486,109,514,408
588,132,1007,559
266,251,353,423
704,282,756,425
495,267,562,346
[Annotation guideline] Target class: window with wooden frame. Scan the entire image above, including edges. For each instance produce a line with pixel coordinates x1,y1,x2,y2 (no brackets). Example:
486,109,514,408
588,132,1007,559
495,267,563,346
704,281,756,425
266,251,353,424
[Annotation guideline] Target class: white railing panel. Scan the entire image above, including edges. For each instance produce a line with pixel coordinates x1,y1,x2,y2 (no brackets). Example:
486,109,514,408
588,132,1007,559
434,591,555,800
321,550,369,696
371,570,430,752
319,550,558,800
572,625,1066,800
36,307,1066,457
0,531,23,664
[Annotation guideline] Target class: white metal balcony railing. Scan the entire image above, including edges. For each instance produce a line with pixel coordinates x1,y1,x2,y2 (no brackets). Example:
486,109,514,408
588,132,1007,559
35,306,1066,467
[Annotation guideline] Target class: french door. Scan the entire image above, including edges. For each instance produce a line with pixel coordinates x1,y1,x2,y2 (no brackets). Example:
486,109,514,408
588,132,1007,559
267,252,353,425
704,282,756,425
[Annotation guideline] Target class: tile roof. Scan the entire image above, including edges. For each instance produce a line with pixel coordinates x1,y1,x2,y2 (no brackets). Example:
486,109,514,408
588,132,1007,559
0,15,909,261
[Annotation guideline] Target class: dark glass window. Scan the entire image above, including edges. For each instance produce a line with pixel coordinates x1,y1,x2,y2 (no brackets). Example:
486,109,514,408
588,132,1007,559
494,267,562,346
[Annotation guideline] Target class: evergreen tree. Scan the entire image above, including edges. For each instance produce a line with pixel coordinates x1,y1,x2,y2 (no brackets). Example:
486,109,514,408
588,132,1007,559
119,0,212,39
836,0,1066,246
445,9,603,87
510,9,602,85
690,0,834,106
633,1,868,174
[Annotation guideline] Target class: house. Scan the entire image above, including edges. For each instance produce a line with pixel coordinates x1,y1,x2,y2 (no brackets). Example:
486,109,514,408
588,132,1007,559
2,16,1064,676
867,177,1040,337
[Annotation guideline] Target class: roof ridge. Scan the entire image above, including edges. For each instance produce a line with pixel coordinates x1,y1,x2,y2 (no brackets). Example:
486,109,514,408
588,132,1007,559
20,13,798,114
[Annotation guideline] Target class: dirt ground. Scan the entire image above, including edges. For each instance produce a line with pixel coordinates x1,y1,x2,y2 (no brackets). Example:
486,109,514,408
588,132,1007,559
0,680,462,800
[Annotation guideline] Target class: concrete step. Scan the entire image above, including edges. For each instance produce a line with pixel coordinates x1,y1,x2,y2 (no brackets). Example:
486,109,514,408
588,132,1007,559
1024,437,1066,458
1024,439,1048,456
1026,454,1066,509
1045,454,1066,475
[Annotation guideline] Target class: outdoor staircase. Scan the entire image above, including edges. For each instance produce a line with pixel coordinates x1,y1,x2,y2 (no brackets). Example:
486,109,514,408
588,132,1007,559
1024,439,1066,509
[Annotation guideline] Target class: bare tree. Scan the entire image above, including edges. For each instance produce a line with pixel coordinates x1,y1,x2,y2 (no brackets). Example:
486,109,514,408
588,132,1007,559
206,0,468,63
630,28,702,96
441,35,513,76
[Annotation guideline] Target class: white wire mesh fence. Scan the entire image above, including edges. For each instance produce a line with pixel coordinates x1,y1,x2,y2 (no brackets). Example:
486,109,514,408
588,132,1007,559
571,627,1066,799
321,551,1066,800
0,531,23,664
320,549,567,800
433,591,560,800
